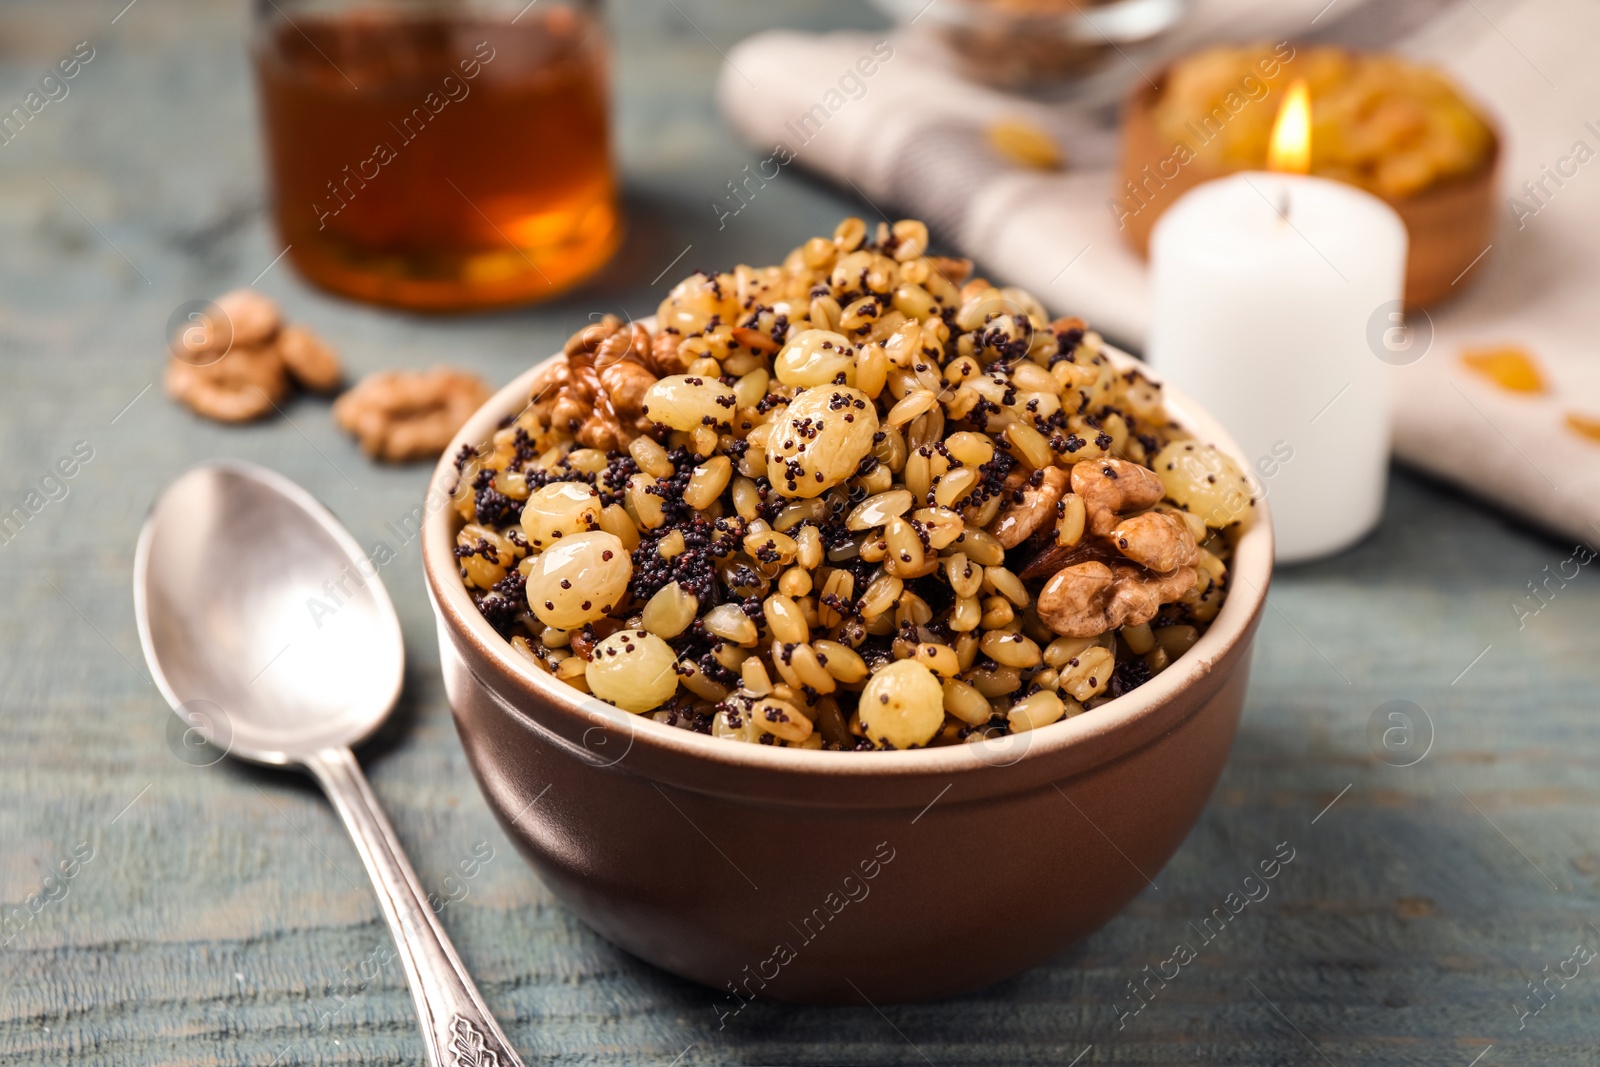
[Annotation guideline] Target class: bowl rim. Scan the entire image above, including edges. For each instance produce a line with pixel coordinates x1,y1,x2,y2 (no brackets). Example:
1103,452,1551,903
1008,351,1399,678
422,331,1274,784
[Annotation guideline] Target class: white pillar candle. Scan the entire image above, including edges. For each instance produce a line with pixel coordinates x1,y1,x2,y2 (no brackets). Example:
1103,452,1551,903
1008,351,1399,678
1146,172,1407,564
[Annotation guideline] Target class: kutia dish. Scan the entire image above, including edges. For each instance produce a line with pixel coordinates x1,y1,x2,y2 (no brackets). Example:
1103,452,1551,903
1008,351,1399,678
448,217,1256,752
419,236,1272,999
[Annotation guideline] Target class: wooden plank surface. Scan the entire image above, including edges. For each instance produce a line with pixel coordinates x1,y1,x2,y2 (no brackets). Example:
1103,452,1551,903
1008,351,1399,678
1,1,1597,1063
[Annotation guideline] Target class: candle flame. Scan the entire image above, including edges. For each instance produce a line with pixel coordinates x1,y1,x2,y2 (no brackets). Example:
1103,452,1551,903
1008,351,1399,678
1267,79,1312,174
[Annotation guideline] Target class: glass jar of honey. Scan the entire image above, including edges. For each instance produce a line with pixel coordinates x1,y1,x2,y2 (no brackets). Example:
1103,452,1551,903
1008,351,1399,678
252,0,619,311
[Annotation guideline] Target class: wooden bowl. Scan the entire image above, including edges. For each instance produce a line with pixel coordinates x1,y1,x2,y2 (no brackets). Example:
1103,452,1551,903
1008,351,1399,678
421,339,1273,1004
1117,71,1500,308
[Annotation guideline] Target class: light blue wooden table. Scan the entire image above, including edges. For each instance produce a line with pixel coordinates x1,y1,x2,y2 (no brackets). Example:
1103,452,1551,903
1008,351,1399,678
1,1,1596,1063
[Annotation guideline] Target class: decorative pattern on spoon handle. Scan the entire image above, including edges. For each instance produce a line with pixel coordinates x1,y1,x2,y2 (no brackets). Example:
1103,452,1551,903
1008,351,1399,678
449,1015,504,1067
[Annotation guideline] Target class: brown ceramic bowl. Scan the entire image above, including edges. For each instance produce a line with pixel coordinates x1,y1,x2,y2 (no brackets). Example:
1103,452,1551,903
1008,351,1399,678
422,342,1273,1004
1118,68,1500,307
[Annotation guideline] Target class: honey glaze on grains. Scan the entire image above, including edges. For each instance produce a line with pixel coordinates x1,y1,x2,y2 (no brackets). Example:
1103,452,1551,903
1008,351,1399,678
254,6,618,310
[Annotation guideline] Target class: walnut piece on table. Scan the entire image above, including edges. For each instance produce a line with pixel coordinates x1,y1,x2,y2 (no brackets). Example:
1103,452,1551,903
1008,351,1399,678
333,367,492,463
169,288,282,363
166,287,344,421
164,344,290,423
276,324,343,393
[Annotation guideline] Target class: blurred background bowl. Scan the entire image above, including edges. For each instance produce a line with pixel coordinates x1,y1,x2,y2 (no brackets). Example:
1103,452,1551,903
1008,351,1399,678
1119,67,1501,307
871,0,1186,91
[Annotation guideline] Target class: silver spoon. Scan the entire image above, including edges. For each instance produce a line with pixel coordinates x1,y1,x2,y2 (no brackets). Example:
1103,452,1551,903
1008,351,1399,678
134,460,525,1067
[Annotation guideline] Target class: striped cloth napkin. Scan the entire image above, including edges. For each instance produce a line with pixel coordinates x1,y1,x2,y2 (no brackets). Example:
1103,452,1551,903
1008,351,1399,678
716,0,1600,549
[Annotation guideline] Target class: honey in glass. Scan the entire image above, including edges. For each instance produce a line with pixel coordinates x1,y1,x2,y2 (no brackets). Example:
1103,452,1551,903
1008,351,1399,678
253,0,619,311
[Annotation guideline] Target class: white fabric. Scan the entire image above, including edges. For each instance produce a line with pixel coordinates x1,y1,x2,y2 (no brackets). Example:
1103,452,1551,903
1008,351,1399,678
717,0,1600,546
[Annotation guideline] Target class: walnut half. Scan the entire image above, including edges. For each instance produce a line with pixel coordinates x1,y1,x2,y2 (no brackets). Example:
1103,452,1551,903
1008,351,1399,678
166,288,344,422
990,465,1069,549
164,346,289,423
1018,458,1201,639
333,367,491,463
537,316,662,451
1072,458,1165,537
1036,561,1197,638
1108,511,1197,573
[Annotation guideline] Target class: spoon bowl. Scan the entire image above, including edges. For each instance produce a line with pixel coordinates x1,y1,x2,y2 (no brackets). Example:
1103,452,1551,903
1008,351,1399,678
135,459,526,1066
135,461,401,763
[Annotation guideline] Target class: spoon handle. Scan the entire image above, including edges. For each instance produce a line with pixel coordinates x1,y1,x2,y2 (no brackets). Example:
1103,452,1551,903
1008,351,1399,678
306,746,526,1067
